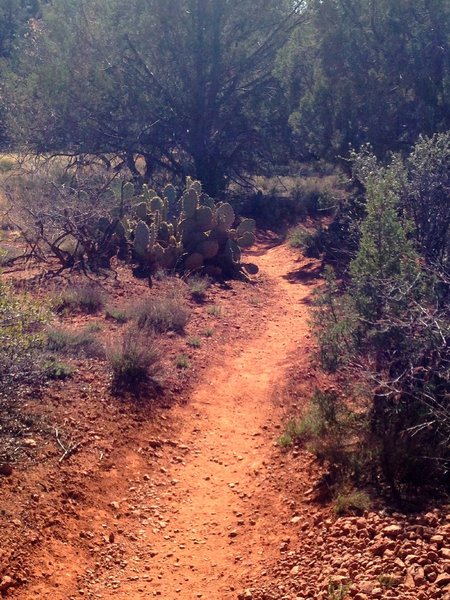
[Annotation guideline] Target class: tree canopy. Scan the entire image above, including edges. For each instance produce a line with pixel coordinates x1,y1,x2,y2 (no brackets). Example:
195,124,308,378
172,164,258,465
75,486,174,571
7,0,305,194
278,0,450,161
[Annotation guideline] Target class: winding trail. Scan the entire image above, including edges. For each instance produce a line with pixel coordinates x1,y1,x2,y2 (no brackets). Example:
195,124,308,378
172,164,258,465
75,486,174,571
98,242,317,599
11,241,319,600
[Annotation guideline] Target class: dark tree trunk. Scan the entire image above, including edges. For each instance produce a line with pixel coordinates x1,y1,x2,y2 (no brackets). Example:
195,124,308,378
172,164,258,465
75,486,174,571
193,153,226,198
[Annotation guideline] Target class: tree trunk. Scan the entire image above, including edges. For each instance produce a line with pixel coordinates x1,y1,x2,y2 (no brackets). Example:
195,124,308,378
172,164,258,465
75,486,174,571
193,153,225,198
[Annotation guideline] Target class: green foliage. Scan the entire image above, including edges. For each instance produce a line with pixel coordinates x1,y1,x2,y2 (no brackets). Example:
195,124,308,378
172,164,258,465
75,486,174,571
0,280,47,398
0,156,15,172
187,275,211,302
105,307,129,323
378,574,399,589
289,225,326,258
350,169,420,324
354,133,450,269
243,173,339,230
279,0,450,161
279,390,363,480
8,0,298,194
333,490,371,516
108,328,163,395
402,133,450,267
186,336,201,349
207,304,222,317
312,140,450,494
327,580,350,600
10,175,258,281
43,358,74,380
175,354,190,369
312,268,358,372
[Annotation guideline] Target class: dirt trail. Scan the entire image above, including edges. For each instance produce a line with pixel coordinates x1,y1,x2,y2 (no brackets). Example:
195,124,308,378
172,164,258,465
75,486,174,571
13,241,318,600
103,242,314,600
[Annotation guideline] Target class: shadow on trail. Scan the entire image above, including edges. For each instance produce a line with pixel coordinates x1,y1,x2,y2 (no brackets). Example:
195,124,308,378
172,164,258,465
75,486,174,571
246,230,285,257
283,259,324,286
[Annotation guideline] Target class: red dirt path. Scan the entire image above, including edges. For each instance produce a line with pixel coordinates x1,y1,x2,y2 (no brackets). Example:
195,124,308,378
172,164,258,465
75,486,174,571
3,240,321,600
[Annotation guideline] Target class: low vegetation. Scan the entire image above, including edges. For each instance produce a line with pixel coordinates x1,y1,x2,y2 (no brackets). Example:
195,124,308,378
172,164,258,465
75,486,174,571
0,280,47,399
105,307,129,323
46,327,104,359
293,133,450,501
175,354,190,370
53,284,105,314
43,358,74,380
333,490,371,516
187,274,211,303
107,328,163,395
133,293,190,334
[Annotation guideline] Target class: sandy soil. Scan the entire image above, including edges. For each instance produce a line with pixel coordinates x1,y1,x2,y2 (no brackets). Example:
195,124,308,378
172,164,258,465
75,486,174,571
1,239,322,599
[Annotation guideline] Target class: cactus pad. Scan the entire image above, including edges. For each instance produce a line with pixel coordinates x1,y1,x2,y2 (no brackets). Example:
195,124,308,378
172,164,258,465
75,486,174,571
237,219,256,237
237,232,256,248
217,203,235,230
185,252,204,271
134,221,150,258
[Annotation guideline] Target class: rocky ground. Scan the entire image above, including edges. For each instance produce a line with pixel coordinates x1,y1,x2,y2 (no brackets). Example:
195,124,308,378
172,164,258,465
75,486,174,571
0,236,449,600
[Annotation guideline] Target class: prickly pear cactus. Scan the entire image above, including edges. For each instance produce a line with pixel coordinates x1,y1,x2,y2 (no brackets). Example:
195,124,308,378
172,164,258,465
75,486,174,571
134,202,148,221
122,182,135,200
83,176,257,282
216,203,235,230
182,189,198,218
133,221,150,259
195,206,215,231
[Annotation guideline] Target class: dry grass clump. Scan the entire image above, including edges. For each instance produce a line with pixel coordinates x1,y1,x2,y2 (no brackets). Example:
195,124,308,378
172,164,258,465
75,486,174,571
187,274,211,302
133,290,190,333
46,326,104,358
333,489,371,516
107,328,164,394
53,284,105,314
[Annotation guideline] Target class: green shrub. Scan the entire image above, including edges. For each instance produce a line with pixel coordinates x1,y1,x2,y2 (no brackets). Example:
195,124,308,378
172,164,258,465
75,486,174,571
0,247,22,266
43,358,74,380
46,327,104,358
85,321,103,333
312,141,450,494
333,490,371,516
105,307,129,323
327,580,350,600
187,336,201,348
0,281,47,398
288,225,326,257
378,574,399,589
54,284,105,314
0,156,16,173
175,354,190,369
207,304,222,317
108,328,163,394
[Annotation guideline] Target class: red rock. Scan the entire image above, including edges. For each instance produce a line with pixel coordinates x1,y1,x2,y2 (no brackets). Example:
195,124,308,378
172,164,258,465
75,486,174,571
431,535,444,546
405,571,416,588
370,541,387,556
0,463,13,477
383,525,402,538
0,576,13,592
412,566,426,586
436,574,450,587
